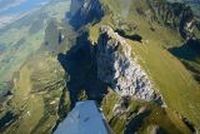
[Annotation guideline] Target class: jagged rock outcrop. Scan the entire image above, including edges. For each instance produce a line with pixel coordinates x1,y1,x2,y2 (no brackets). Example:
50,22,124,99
148,0,200,39
96,26,160,101
69,0,104,29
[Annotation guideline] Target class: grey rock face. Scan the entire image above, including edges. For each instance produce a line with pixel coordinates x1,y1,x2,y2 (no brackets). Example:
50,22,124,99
69,0,103,29
96,26,158,101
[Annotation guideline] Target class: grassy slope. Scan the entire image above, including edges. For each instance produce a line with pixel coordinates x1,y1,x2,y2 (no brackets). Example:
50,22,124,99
4,52,67,134
7,65,44,134
102,90,191,134
89,0,200,131
1,0,74,133
0,0,71,88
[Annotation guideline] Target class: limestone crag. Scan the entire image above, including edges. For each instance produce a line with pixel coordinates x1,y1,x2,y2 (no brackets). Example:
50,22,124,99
96,26,159,101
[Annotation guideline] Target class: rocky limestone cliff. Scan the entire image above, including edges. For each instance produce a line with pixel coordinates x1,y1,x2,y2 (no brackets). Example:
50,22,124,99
96,26,161,102
69,0,104,29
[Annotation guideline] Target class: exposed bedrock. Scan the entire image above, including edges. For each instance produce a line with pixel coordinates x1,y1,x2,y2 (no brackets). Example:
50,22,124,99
96,26,163,103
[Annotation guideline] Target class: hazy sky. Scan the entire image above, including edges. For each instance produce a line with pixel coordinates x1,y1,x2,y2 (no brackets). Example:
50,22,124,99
0,0,50,15
0,0,50,28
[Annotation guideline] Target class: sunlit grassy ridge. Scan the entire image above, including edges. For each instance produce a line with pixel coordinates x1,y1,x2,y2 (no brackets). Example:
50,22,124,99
89,0,200,131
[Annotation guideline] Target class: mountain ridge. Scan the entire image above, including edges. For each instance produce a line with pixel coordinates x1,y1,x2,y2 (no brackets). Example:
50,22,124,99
0,0,200,133
66,0,200,133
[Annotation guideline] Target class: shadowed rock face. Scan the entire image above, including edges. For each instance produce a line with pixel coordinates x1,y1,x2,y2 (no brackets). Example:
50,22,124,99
96,26,161,102
69,0,104,29
58,33,108,108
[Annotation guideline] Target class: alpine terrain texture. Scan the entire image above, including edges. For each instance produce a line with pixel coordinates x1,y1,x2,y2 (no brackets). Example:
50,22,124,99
0,0,200,134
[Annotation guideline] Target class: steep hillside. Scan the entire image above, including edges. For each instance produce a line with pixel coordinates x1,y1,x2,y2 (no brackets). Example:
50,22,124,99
0,0,76,133
0,0,71,97
66,0,200,133
167,0,200,17
1,52,70,134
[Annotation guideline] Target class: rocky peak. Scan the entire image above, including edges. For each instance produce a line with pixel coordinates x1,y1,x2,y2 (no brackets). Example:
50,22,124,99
69,0,104,29
96,26,162,102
